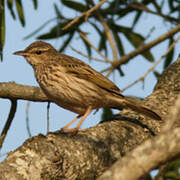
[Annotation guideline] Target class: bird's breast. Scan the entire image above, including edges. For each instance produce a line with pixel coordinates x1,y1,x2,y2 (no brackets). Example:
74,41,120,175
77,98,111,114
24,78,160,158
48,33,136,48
34,66,109,113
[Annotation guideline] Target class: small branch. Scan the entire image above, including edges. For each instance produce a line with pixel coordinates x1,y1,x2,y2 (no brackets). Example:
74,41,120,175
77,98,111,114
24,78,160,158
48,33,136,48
101,23,180,73
79,32,110,60
128,3,179,23
106,68,114,78
98,14,119,62
71,46,110,63
85,0,107,21
121,35,180,91
47,102,50,134
25,101,31,137
62,0,107,30
0,99,17,149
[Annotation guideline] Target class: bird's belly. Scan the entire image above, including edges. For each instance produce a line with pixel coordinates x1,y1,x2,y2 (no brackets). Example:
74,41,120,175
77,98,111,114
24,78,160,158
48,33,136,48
38,73,108,114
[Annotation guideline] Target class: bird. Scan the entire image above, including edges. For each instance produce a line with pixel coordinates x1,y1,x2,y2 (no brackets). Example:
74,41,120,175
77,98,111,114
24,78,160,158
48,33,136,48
14,41,161,132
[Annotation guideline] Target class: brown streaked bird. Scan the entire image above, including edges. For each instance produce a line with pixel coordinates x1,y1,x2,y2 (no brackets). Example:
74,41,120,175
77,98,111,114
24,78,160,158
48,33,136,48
14,41,161,132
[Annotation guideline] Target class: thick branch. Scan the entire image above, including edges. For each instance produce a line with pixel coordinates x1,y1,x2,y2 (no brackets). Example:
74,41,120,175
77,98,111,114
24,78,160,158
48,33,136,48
0,82,48,102
98,95,180,180
98,127,180,180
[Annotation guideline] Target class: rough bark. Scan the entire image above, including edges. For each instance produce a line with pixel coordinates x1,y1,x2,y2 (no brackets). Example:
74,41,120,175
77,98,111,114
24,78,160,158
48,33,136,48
0,57,180,179
98,96,180,180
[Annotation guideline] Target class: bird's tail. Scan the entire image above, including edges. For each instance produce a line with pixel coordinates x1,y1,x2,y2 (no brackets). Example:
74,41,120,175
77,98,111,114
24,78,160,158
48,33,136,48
123,99,161,120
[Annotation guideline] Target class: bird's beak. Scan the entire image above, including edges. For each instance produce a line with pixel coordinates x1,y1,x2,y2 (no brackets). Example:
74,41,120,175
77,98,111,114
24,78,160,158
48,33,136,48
13,50,28,57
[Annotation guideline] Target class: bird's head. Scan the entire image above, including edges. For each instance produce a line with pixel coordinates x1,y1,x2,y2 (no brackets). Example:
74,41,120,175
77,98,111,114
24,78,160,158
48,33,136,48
14,41,57,67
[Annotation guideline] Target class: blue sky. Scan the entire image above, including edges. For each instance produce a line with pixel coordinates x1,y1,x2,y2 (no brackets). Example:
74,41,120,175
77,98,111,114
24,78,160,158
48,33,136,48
0,1,179,161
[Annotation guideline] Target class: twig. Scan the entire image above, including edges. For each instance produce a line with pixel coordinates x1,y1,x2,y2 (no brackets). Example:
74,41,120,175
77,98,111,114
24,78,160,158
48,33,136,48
70,46,110,63
97,14,118,62
79,32,110,60
106,68,114,78
85,0,107,21
47,102,50,134
122,35,180,92
0,99,17,149
62,0,107,30
128,3,179,23
101,23,180,73
25,101,31,137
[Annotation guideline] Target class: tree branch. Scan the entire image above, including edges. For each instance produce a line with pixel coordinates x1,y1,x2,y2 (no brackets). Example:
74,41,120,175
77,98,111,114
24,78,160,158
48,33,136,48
98,94,180,180
122,35,180,91
62,0,107,30
98,127,180,180
0,99,17,149
101,23,180,73
128,2,179,23
0,82,48,102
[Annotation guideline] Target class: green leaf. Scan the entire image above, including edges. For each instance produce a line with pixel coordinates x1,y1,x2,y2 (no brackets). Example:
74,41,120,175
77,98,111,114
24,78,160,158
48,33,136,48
7,0,16,19
153,70,161,79
132,10,142,28
89,22,103,37
163,38,174,69
103,1,132,19
112,24,154,62
24,18,55,39
0,0,5,61
37,22,72,39
101,108,113,123
32,0,38,9
80,35,91,58
111,29,125,57
141,50,154,62
98,31,107,56
59,32,74,52
152,1,162,14
54,3,64,19
123,29,144,47
37,17,85,40
117,66,125,76
15,0,25,26
164,159,180,179
61,0,88,12
90,22,109,56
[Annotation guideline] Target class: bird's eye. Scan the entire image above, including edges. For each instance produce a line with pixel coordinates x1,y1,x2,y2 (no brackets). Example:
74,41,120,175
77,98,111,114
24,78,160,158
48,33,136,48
36,50,42,55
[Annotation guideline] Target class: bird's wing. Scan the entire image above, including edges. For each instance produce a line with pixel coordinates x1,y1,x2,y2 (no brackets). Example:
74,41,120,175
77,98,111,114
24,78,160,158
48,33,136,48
60,54,122,95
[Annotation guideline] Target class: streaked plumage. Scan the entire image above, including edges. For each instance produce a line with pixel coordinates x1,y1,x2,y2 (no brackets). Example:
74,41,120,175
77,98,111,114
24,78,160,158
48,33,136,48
14,41,161,132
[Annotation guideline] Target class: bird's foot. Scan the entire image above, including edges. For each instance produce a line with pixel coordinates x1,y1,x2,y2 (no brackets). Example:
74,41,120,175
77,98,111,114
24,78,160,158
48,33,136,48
60,127,88,134
60,127,79,134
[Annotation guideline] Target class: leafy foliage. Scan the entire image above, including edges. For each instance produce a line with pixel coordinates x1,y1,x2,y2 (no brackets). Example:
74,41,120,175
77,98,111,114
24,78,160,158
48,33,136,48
1,0,179,66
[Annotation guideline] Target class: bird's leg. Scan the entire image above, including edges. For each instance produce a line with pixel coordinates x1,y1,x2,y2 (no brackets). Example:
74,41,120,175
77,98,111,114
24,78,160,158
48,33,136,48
60,114,82,132
61,106,92,133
